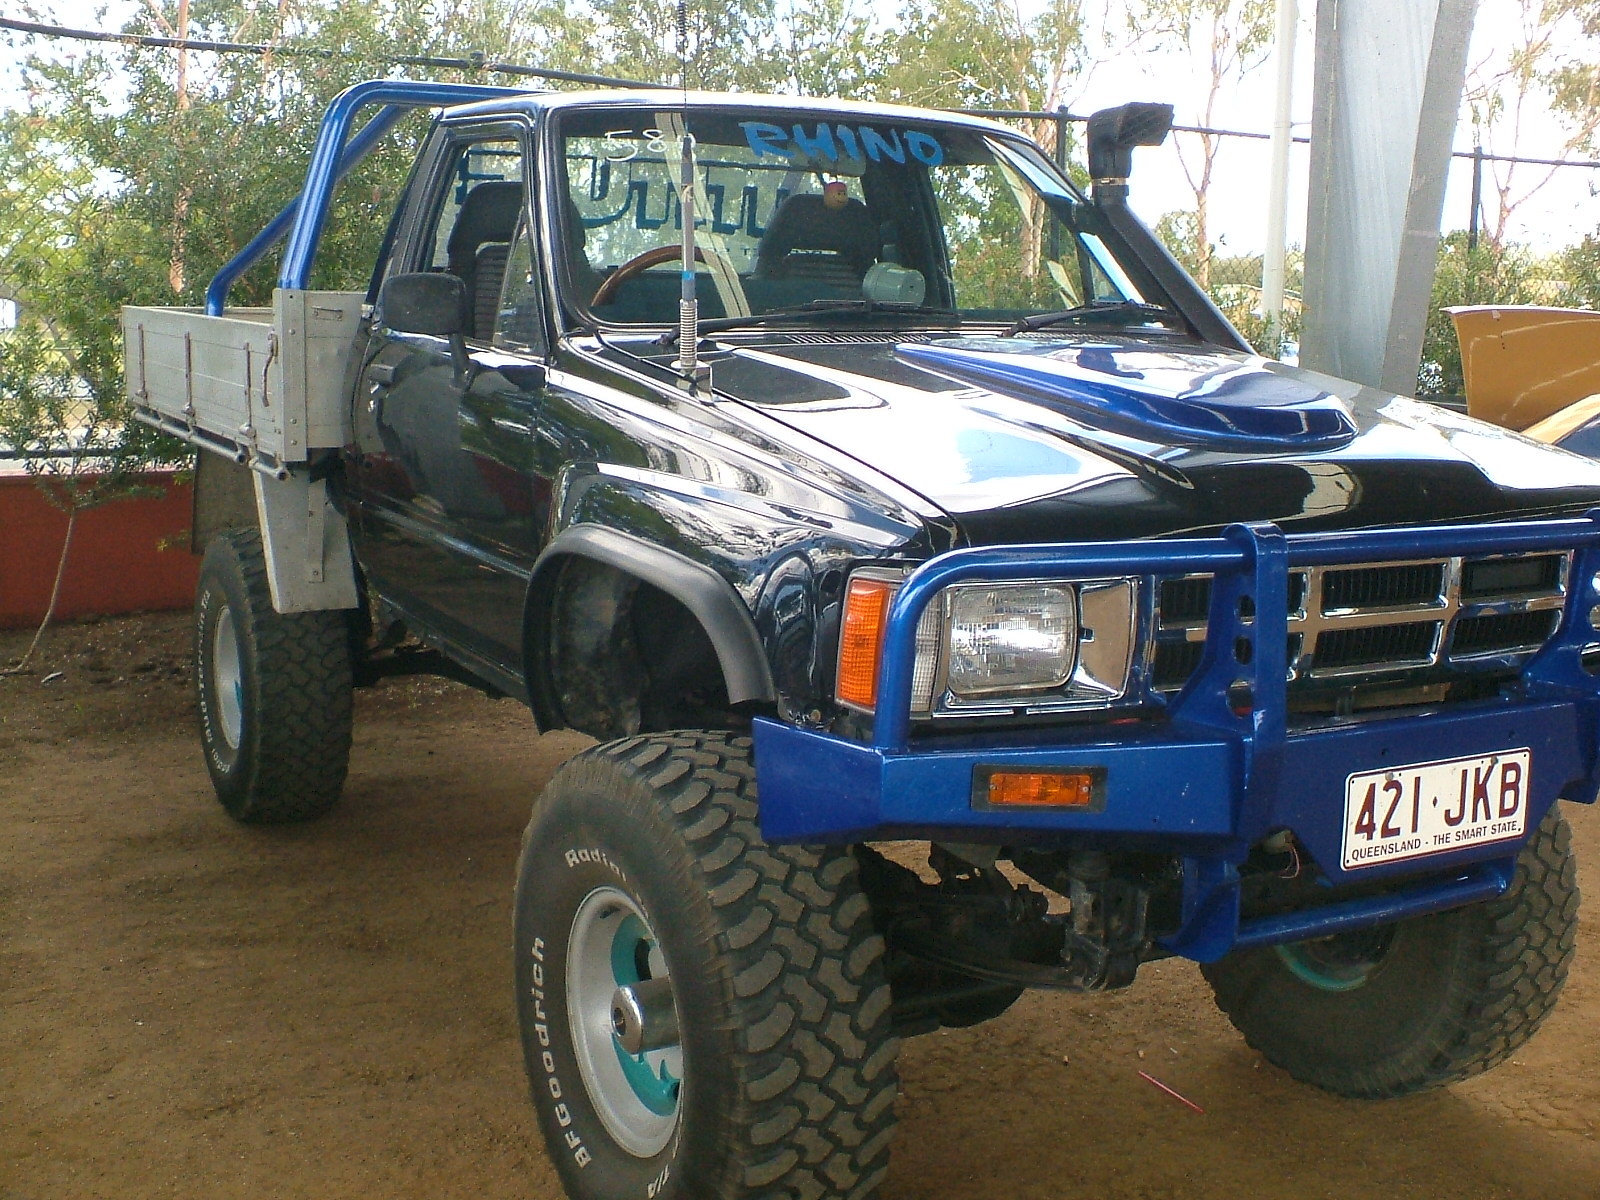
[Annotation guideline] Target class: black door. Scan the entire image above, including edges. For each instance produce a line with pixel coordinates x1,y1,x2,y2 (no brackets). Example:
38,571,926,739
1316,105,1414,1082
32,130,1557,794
350,124,556,672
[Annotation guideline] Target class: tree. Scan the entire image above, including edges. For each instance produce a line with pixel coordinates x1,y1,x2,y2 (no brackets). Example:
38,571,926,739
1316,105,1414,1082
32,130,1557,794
771,0,888,99
1154,209,1302,354
1546,2,1599,157
872,0,1086,282
1461,0,1600,251
579,0,786,90
0,0,592,668
1132,0,1273,288
876,0,1085,149
1557,228,1600,310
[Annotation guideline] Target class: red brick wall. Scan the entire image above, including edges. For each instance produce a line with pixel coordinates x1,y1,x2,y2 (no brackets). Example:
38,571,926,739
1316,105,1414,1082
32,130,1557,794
0,469,199,629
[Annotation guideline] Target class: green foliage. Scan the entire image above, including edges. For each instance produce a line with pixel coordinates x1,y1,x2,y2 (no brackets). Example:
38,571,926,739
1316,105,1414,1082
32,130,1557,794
1154,211,1204,277
1556,228,1600,310
0,322,168,512
1133,0,1273,65
875,0,1084,112
586,0,783,90
1153,210,1302,358
0,99,178,514
1417,232,1545,396
0,0,613,487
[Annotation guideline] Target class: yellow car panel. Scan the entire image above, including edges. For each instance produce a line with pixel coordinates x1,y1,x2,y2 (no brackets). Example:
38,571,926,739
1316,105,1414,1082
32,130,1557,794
1446,305,1600,432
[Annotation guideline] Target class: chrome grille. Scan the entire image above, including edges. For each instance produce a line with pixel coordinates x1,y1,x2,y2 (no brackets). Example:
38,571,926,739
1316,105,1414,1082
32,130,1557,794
1151,550,1571,690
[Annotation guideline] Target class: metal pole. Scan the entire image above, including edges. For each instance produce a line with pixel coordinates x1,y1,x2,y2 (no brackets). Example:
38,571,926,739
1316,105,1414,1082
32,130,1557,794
1051,107,1068,263
1468,143,1483,251
1260,0,1298,356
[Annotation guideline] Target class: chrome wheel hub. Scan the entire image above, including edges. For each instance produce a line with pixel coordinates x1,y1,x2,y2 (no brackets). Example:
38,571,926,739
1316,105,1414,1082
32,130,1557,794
567,886,681,1156
212,605,244,750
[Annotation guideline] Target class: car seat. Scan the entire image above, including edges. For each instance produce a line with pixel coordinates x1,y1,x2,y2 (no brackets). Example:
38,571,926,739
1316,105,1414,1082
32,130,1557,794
446,181,524,340
754,193,878,288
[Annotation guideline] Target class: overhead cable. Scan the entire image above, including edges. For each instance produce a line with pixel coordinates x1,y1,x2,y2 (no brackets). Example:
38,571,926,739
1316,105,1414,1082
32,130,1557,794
0,15,666,90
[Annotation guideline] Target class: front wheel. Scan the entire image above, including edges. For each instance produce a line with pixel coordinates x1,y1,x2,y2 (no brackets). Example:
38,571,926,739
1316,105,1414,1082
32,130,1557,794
513,732,899,1200
1202,805,1579,1098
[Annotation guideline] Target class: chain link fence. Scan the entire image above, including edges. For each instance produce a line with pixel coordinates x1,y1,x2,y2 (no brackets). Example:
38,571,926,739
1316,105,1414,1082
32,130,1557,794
0,184,118,462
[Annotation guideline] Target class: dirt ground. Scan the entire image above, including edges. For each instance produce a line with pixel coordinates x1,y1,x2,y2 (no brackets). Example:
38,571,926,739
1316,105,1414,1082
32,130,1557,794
3,612,1600,1200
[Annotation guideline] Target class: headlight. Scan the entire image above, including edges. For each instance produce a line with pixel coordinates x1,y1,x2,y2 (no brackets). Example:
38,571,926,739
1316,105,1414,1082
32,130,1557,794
946,584,1077,698
834,569,1135,716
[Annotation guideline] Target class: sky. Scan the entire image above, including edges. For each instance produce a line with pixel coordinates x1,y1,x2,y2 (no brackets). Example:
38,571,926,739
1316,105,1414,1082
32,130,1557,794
2,0,1597,265
1054,0,1600,259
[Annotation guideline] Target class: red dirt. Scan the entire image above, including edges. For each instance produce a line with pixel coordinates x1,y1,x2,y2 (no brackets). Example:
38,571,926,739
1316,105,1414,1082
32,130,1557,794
3,611,1598,1200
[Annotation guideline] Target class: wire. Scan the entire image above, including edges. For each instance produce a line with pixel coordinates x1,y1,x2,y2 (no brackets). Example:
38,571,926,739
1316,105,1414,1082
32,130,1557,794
963,107,1600,170
0,15,666,90
5,14,1598,171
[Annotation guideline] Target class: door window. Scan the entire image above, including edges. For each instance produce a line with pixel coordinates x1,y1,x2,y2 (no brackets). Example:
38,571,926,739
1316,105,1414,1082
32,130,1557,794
493,221,545,351
421,136,527,341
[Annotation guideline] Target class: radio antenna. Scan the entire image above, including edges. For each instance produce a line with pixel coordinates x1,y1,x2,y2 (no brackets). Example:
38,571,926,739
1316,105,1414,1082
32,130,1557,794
673,0,707,390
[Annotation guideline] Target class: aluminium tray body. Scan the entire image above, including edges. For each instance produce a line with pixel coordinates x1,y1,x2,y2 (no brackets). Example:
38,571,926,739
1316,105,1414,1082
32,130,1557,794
123,289,363,467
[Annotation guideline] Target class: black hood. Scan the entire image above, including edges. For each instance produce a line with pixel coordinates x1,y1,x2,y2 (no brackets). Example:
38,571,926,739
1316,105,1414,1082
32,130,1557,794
690,333,1600,546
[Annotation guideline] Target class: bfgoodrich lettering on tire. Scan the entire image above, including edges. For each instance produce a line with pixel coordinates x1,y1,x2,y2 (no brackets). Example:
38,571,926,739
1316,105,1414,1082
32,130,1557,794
1202,805,1579,1098
513,732,899,1200
194,529,353,823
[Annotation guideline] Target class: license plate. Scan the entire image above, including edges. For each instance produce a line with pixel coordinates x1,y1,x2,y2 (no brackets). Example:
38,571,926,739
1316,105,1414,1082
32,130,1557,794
1341,749,1531,870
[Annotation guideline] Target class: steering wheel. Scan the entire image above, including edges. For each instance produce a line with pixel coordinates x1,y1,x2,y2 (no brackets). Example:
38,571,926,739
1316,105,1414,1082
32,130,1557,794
591,244,707,307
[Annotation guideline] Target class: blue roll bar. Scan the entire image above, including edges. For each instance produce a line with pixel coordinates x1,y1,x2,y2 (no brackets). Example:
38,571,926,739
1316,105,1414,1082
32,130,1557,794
205,80,528,316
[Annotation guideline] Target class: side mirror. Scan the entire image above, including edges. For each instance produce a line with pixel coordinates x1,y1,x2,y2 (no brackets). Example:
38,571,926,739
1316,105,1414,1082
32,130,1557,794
1087,102,1175,197
377,272,473,384
378,272,467,336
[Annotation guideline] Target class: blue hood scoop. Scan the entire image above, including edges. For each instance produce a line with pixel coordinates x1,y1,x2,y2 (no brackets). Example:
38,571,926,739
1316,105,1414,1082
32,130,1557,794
896,337,1358,451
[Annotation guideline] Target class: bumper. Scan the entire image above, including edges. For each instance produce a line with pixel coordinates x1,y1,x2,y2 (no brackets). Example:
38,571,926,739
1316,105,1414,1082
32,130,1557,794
754,516,1600,961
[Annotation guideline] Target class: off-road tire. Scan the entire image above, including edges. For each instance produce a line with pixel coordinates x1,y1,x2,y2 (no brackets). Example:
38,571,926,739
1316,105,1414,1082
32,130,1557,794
1202,805,1578,1098
513,732,899,1200
194,529,352,823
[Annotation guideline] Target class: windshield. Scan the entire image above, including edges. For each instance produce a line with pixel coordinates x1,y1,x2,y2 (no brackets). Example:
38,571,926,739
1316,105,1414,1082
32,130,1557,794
556,107,1156,327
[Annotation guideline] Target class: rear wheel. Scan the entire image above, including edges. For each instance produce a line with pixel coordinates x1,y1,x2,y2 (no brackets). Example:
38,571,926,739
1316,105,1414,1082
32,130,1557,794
194,529,353,823
1202,806,1578,1097
513,732,899,1200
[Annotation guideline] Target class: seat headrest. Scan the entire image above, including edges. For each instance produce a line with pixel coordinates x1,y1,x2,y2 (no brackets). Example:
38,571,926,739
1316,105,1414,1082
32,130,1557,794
757,192,877,275
447,181,524,265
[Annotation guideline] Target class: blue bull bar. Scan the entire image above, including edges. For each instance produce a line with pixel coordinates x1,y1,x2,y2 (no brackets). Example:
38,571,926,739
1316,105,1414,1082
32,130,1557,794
753,515,1600,961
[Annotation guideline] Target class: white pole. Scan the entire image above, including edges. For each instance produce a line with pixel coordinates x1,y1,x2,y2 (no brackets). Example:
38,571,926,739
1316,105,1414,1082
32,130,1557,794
1261,0,1298,356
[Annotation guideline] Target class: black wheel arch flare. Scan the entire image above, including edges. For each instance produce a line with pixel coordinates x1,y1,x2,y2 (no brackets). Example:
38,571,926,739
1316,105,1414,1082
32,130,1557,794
523,525,777,729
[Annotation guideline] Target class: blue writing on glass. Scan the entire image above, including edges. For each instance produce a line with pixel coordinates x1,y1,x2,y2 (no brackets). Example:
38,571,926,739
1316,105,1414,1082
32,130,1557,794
860,127,906,164
903,130,943,166
791,123,839,161
741,121,790,158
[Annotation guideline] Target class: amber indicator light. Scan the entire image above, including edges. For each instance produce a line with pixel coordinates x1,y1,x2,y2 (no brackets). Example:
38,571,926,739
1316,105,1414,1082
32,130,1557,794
837,576,896,709
985,770,1097,808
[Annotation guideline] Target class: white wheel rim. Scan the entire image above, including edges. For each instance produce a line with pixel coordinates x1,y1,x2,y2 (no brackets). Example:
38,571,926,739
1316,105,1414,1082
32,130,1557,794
566,885,682,1157
212,605,244,750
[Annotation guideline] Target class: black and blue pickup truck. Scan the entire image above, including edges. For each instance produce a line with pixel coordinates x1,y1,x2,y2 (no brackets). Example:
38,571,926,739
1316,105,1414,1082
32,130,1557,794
126,80,1600,1200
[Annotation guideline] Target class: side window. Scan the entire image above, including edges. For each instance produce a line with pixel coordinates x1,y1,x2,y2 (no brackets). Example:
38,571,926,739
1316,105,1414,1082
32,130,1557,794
494,220,544,351
420,134,526,341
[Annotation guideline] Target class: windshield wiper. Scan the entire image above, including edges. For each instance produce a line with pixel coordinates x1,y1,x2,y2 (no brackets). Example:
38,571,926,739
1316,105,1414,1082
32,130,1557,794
656,299,961,345
1003,300,1181,337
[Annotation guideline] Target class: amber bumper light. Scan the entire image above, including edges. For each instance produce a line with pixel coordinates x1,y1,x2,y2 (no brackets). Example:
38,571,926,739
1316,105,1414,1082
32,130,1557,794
984,769,1097,808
